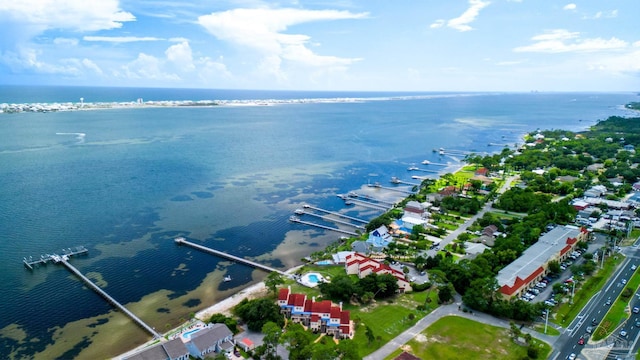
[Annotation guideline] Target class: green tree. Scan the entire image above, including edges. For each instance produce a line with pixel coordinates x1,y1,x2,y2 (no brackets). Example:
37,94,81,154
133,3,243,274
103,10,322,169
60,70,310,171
234,298,284,331
265,272,285,296
336,339,360,360
437,283,454,304
281,323,313,360
365,325,375,345
262,321,282,359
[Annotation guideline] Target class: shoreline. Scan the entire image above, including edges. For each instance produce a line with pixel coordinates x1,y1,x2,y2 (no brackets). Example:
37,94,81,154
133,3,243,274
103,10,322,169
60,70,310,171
117,265,304,359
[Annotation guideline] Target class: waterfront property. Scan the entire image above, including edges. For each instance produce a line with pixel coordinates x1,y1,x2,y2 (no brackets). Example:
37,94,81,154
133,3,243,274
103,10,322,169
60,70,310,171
184,323,235,359
123,338,189,360
278,287,354,339
496,226,588,298
345,253,412,292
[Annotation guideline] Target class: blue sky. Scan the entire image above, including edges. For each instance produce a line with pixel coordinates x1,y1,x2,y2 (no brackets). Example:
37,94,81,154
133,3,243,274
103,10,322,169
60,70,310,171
0,0,638,91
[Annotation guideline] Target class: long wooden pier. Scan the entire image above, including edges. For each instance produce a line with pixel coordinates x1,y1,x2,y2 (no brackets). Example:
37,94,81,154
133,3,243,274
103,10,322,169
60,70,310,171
294,209,364,229
340,196,390,211
23,246,88,270
302,204,368,223
22,247,161,339
289,216,359,236
59,257,162,339
347,192,396,207
174,237,288,276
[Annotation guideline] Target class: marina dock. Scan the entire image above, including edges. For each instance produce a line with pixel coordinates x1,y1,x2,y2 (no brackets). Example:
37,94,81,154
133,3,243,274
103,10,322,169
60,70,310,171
59,257,162,339
367,182,415,195
23,246,88,270
174,237,288,276
289,216,358,236
390,177,420,187
338,195,390,211
294,209,364,229
407,167,440,174
302,204,368,224
346,192,396,207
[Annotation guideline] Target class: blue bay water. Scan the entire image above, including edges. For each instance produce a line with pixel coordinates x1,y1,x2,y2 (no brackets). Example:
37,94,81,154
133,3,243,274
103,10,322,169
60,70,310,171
0,87,637,359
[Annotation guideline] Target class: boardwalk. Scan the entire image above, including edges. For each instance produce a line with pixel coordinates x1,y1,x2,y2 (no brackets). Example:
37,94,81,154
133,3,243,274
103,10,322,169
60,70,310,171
294,209,364,229
288,217,359,236
174,237,289,276
59,258,162,339
302,204,368,224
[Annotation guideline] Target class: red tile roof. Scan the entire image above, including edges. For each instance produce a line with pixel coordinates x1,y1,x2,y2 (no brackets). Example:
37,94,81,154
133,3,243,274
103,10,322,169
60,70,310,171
499,266,544,296
288,293,306,307
340,311,350,324
330,307,341,319
278,288,290,301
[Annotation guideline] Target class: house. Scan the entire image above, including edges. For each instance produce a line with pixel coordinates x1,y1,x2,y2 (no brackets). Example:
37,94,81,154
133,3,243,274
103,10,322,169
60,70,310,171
124,338,190,360
403,201,429,217
496,226,588,298
482,225,498,238
474,167,489,176
584,185,607,198
185,324,234,359
277,287,354,339
236,337,255,352
351,241,371,255
366,225,393,251
394,352,421,360
633,182,640,192
345,253,412,292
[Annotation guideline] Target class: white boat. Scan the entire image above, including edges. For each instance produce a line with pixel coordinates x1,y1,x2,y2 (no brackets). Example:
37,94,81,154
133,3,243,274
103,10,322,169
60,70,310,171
223,275,232,282
407,166,419,171
421,160,430,165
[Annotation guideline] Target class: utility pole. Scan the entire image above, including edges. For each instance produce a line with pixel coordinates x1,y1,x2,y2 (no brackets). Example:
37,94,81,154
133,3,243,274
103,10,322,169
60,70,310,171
570,281,576,304
545,308,549,334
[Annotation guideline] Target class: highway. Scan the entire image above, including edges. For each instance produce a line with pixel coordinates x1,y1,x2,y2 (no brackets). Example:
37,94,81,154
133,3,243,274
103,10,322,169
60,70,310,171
551,239,640,360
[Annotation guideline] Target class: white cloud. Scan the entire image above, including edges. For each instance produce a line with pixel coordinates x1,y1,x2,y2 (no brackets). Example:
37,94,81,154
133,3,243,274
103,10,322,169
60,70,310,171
197,7,367,76
165,41,195,71
582,10,618,20
53,38,79,47
83,36,163,43
563,4,577,11
447,0,491,32
0,0,134,34
430,19,445,29
120,53,181,81
587,49,640,74
514,29,628,53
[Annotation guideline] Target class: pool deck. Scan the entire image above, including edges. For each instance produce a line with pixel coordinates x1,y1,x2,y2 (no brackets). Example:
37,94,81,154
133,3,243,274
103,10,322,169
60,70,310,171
298,272,328,288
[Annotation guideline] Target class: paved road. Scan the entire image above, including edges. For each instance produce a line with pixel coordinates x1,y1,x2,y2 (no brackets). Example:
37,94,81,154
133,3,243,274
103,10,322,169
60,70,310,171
364,295,559,360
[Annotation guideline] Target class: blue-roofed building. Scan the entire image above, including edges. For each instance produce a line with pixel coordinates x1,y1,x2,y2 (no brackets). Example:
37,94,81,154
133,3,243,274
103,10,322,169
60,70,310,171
366,225,393,251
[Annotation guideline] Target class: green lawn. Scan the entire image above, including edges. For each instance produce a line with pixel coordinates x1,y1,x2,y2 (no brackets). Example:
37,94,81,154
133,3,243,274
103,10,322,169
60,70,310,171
351,296,431,357
383,316,551,360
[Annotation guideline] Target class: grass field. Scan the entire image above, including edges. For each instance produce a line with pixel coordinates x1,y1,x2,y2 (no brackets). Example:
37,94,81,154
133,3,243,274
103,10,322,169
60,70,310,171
384,316,551,360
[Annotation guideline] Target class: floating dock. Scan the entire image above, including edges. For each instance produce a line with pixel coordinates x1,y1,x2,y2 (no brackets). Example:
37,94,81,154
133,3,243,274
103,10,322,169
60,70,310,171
174,237,288,276
23,246,88,270
302,204,368,224
289,216,359,236
294,209,364,229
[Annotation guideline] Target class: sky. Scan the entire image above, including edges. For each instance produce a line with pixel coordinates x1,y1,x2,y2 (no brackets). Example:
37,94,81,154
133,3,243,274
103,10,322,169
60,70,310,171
0,0,638,91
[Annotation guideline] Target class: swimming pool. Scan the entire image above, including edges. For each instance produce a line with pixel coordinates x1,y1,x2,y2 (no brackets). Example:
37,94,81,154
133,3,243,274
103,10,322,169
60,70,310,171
299,272,326,288
316,260,334,265
182,328,203,340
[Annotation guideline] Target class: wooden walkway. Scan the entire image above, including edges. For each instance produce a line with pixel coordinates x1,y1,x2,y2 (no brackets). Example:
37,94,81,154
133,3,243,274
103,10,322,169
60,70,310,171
174,237,289,276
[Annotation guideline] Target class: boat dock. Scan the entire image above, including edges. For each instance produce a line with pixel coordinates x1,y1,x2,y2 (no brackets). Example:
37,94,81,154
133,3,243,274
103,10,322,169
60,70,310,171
407,167,440,174
174,237,288,276
390,177,420,187
302,204,368,223
59,257,162,339
346,192,396,207
23,246,88,270
289,216,358,236
294,209,364,229
342,196,390,211
368,182,414,195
